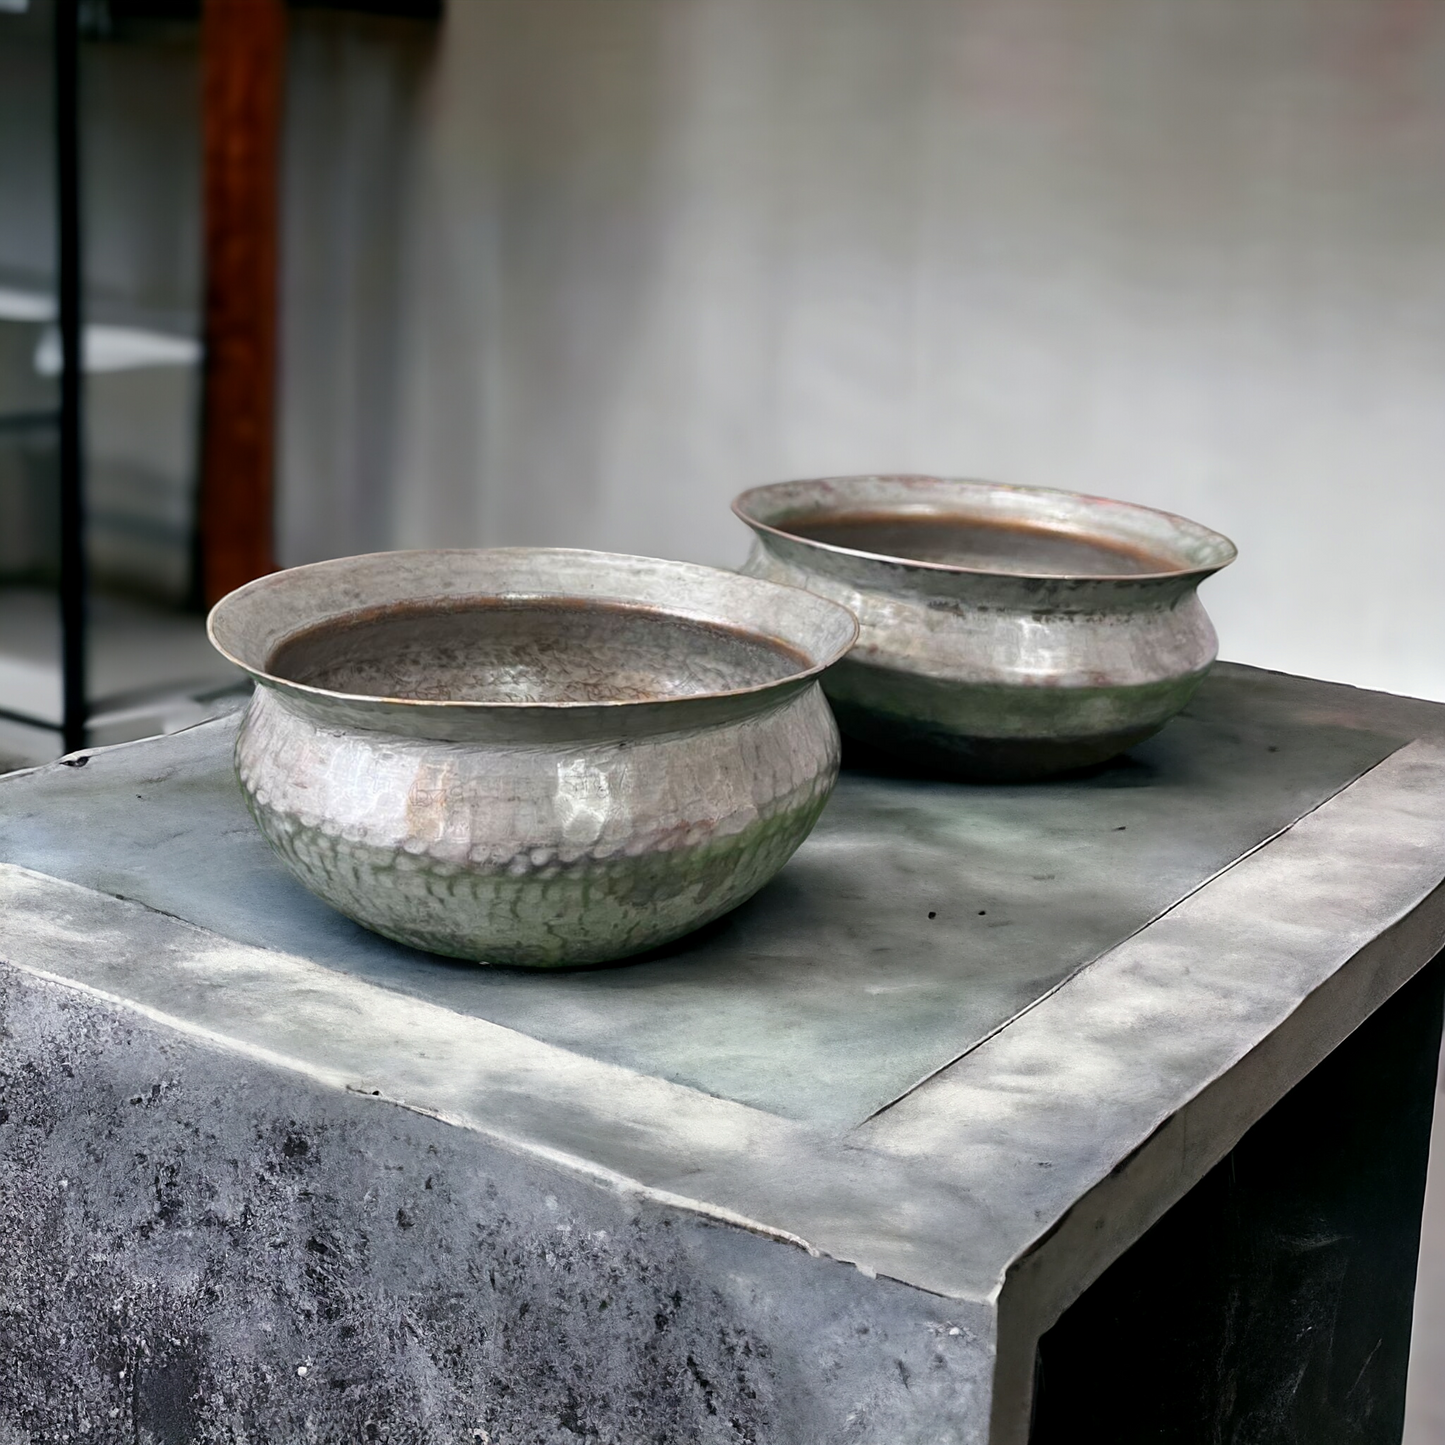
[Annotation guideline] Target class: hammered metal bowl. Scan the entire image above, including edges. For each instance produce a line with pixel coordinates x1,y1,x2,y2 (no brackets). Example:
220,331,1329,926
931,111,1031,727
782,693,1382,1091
208,548,857,967
735,475,1236,780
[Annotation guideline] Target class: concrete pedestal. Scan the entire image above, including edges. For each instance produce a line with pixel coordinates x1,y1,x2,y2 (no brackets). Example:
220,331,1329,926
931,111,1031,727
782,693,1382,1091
3,664,1445,1442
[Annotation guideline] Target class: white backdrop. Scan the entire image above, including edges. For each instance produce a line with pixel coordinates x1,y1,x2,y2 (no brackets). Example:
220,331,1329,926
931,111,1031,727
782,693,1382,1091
288,0,1444,700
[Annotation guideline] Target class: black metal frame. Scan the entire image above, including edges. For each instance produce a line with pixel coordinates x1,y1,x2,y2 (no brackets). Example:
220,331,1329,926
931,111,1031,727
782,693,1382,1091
0,0,88,755
56,0,87,756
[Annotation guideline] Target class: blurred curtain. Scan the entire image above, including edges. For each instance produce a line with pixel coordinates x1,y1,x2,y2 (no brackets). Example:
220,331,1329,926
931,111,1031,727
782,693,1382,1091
387,0,1445,698
276,7,433,568
276,0,1445,698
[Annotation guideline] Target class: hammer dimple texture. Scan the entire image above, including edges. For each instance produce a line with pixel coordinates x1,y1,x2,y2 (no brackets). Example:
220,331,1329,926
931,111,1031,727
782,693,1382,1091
235,682,840,968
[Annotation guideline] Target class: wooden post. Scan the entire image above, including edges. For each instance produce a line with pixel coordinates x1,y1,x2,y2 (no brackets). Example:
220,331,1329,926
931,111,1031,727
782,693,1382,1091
198,0,286,606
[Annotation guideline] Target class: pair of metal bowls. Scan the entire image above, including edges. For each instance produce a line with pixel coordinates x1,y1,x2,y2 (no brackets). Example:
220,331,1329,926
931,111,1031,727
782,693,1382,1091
209,477,1234,968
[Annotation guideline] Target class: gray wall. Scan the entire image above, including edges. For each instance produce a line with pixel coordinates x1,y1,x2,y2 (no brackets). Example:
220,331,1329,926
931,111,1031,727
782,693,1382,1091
365,0,1445,700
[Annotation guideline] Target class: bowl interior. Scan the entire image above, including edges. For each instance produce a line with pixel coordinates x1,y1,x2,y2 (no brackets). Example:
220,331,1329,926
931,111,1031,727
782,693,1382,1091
736,476,1237,579
776,511,1167,576
266,596,809,705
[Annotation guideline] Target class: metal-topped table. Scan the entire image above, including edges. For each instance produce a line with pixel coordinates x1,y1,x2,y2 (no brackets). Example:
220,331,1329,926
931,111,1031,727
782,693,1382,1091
2,662,1443,1442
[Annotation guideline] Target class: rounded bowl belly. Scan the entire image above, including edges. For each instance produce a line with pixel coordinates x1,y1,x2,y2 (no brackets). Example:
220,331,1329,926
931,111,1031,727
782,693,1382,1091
237,682,840,966
812,587,1218,778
